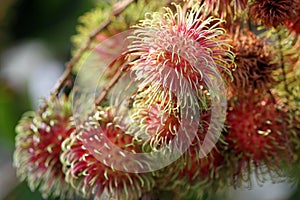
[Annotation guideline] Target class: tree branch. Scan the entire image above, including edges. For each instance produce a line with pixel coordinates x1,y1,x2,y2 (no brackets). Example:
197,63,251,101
52,0,135,98
95,59,131,106
38,0,135,114
277,31,292,96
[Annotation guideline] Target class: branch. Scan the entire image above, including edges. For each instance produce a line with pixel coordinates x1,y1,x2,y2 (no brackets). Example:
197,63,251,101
52,0,136,98
37,0,135,115
95,59,130,106
267,89,276,104
277,31,292,96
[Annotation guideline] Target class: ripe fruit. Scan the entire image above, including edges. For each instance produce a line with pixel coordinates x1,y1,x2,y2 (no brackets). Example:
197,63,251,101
13,96,75,199
225,99,291,186
61,106,155,200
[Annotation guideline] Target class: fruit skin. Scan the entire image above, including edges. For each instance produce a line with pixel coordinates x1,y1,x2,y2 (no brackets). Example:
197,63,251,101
249,0,300,28
199,0,248,20
128,2,233,111
127,85,181,152
61,106,155,200
222,28,279,100
13,96,76,199
149,111,226,199
225,99,292,187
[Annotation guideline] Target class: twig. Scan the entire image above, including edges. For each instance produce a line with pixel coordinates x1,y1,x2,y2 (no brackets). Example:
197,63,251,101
95,60,130,106
267,89,276,104
52,0,135,97
38,0,135,114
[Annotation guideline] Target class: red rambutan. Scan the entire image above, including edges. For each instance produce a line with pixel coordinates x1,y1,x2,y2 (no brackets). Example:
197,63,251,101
199,0,249,20
128,2,233,112
225,99,291,186
128,85,181,151
222,28,279,100
180,112,224,181
151,111,226,198
13,96,75,199
249,0,300,28
61,106,155,200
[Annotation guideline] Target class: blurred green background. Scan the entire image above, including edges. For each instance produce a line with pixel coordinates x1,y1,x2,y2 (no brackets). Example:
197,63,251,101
0,0,300,200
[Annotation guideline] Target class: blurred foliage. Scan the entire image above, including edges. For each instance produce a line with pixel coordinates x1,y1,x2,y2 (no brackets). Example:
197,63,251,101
0,0,96,143
0,83,30,149
10,0,95,59
4,182,44,200
0,0,16,53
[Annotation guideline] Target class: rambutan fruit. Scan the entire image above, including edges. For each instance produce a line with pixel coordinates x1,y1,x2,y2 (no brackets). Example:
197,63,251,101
128,2,233,112
286,16,300,35
128,85,181,151
199,0,249,20
150,111,227,198
180,112,225,181
225,98,292,187
222,28,279,100
13,95,76,199
285,3,300,35
249,0,300,28
61,106,155,200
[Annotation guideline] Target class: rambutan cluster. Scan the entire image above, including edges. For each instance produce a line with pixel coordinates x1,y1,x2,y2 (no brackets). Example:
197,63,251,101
13,2,233,199
13,0,300,199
